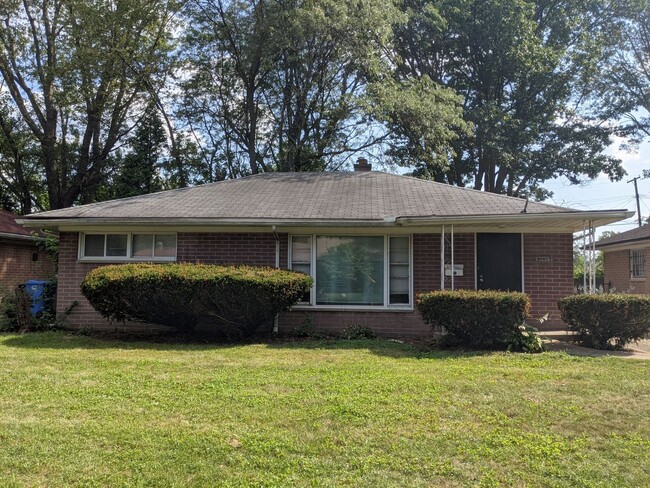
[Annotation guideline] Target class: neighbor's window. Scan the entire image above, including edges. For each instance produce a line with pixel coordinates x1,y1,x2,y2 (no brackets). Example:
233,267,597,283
80,233,176,260
316,236,385,306
630,250,646,279
290,236,312,303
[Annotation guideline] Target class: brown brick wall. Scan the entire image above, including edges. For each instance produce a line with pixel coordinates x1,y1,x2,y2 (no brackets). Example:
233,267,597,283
523,233,574,327
177,232,288,267
56,232,287,329
0,238,55,290
57,231,574,335
603,248,650,294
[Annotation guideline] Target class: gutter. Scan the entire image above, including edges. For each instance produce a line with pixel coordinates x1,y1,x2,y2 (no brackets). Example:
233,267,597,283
396,210,633,225
0,231,45,242
595,236,650,251
16,210,633,229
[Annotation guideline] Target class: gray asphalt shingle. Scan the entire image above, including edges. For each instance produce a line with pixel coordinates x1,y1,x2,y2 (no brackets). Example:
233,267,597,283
24,171,576,221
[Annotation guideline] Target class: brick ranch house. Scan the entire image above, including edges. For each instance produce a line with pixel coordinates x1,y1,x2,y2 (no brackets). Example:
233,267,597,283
0,209,54,290
596,225,650,294
19,161,631,336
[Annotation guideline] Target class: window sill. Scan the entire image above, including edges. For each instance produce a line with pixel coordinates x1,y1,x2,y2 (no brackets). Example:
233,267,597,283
78,257,177,264
630,277,646,282
289,305,414,312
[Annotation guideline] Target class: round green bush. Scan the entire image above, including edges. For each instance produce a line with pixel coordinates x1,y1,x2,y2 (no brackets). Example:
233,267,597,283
558,294,650,349
81,263,313,337
417,289,532,350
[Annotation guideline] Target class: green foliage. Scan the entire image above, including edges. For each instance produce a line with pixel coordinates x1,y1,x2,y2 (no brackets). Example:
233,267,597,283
81,263,313,337
508,324,545,353
573,250,604,282
0,282,59,333
340,323,377,340
111,102,167,199
390,0,637,195
596,3,650,143
292,314,317,338
0,287,29,332
0,0,179,209
182,0,410,175
558,294,650,349
32,230,59,272
417,289,532,350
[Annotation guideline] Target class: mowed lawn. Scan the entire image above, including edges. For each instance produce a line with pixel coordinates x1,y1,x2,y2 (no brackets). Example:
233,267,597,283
1,333,649,487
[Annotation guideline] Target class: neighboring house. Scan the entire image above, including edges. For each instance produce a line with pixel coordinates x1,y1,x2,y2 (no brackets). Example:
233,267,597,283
0,210,55,290
19,160,631,336
595,225,650,293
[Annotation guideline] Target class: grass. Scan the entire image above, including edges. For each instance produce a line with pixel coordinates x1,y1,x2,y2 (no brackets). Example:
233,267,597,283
0,332,649,487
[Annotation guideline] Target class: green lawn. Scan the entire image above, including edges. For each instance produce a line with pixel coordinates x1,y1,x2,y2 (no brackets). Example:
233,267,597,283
1,333,649,487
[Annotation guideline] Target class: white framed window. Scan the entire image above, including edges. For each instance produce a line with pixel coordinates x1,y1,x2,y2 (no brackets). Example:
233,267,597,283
290,235,312,303
630,250,646,279
289,234,412,309
389,236,411,305
79,233,177,261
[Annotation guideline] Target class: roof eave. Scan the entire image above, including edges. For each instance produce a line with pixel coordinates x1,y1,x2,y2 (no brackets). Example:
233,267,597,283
17,210,633,231
396,210,633,231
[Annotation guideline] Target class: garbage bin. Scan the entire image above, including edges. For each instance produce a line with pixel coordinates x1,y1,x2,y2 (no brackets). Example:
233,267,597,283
25,280,48,316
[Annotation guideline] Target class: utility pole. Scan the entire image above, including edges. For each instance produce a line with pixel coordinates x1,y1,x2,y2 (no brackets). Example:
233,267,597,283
628,176,643,227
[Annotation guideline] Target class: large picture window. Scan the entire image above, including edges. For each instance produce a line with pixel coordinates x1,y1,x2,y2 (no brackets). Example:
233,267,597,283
80,233,177,261
316,236,384,306
290,234,411,308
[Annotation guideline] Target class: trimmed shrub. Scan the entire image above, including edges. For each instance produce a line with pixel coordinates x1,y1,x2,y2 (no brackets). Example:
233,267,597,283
558,294,650,349
81,263,313,337
417,290,532,349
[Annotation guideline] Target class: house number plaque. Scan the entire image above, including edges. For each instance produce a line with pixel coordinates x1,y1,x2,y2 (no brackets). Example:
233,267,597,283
536,256,552,263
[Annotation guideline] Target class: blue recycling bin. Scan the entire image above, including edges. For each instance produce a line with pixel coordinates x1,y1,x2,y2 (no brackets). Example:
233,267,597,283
25,280,48,316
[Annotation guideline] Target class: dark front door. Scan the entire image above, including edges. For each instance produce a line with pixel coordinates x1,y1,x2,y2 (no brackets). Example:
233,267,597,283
477,233,522,291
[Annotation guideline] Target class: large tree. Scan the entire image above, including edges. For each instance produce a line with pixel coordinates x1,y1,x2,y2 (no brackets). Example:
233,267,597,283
597,2,650,144
181,0,466,175
390,0,639,197
0,0,178,209
111,102,167,199
0,92,45,213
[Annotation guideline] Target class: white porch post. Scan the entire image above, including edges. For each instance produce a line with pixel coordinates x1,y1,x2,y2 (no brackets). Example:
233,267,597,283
451,224,455,290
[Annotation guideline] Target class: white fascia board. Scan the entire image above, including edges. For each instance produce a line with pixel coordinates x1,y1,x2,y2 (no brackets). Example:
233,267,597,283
17,210,632,232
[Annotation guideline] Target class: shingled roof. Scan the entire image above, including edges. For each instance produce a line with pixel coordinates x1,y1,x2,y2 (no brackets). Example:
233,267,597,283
595,225,650,249
0,209,38,240
19,172,630,229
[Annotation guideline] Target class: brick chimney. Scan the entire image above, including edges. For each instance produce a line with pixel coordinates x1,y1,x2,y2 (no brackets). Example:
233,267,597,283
354,157,372,172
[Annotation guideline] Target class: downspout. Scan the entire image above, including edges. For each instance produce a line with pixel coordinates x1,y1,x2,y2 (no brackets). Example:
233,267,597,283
272,226,280,333
440,226,445,290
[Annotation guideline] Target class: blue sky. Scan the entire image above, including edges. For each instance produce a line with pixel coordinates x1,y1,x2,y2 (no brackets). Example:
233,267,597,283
544,138,650,237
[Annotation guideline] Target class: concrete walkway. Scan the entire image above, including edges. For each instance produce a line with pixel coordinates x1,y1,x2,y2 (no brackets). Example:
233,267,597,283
539,330,650,359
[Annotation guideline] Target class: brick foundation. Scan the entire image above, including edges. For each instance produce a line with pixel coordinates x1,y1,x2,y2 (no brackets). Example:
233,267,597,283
57,231,575,336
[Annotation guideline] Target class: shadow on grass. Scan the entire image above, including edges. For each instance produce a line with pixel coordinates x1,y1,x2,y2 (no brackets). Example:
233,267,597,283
0,330,498,360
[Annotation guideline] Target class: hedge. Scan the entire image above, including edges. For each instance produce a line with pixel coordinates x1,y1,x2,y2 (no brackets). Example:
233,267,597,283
417,290,533,350
81,263,313,337
558,294,650,349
